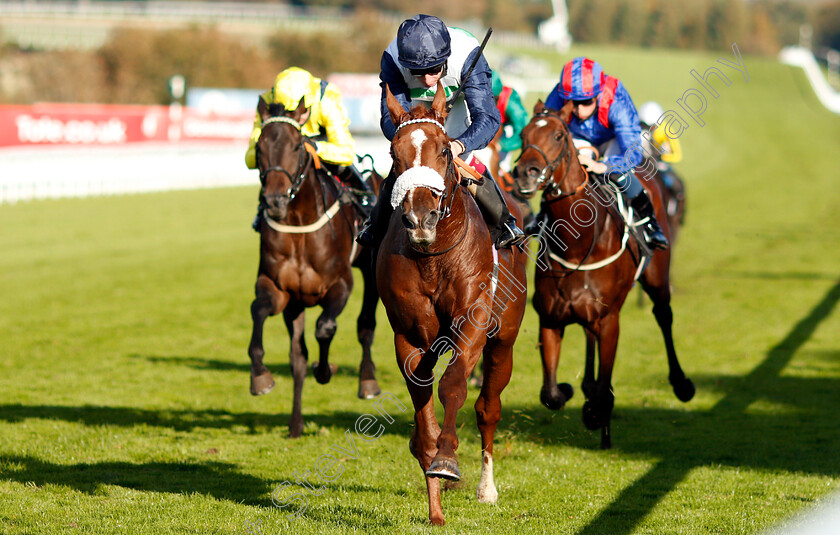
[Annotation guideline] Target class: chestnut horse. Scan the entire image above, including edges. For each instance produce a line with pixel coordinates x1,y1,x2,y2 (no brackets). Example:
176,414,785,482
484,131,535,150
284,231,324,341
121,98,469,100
248,97,381,438
513,101,694,449
377,84,527,525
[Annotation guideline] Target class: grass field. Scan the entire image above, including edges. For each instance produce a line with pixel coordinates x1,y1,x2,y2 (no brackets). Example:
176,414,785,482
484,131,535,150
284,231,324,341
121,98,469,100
2,44,840,534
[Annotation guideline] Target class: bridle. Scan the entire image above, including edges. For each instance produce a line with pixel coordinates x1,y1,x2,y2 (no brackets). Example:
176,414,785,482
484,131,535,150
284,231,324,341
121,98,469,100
258,116,316,205
393,117,460,220
518,111,588,201
393,117,469,255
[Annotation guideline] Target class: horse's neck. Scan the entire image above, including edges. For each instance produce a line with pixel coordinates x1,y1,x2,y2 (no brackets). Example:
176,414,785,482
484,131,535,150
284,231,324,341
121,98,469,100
288,171,331,223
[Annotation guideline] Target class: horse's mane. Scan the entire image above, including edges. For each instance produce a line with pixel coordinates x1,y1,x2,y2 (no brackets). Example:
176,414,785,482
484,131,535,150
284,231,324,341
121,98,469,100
405,102,447,126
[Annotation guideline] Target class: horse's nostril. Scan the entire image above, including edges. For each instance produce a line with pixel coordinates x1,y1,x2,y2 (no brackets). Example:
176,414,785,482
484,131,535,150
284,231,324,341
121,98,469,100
423,210,440,230
402,214,415,229
527,167,541,179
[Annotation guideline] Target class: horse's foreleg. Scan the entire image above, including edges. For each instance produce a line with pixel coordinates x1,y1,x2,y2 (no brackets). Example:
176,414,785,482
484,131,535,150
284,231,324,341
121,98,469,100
430,319,487,483
248,275,289,396
642,279,695,402
583,313,618,449
313,280,351,385
539,323,573,410
283,303,307,438
356,250,381,399
396,334,444,525
474,341,514,504
581,329,597,399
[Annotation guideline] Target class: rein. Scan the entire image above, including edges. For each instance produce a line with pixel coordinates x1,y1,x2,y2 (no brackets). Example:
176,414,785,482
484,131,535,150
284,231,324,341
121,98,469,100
518,111,590,201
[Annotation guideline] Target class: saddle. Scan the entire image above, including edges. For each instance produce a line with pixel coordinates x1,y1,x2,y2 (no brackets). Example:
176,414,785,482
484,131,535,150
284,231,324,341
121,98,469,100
589,175,653,271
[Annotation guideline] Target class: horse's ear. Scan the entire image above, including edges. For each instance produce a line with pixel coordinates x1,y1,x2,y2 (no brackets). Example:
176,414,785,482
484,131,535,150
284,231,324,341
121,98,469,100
291,97,308,122
559,100,574,122
431,81,448,119
385,84,407,128
258,97,270,122
533,100,545,115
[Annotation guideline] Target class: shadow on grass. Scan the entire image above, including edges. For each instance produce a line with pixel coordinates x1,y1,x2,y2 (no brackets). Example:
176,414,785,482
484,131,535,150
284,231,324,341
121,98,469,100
129,354,359,378
0,454,274,507
0,404,413,436
499,277,840,535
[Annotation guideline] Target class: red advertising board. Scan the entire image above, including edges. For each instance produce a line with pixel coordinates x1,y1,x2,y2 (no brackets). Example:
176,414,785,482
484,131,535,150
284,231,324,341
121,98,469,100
0,103,253,147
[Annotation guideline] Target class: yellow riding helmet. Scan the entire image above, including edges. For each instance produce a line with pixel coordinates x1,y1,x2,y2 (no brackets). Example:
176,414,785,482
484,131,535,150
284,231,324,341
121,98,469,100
271,67,320,111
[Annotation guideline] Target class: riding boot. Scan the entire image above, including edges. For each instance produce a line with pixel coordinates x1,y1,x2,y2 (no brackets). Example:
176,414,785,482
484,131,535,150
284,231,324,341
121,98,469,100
524,202,545,235
356,171,395,247
605,171,668,251
252,202,264,233
472,171,526,248
629,189,669,251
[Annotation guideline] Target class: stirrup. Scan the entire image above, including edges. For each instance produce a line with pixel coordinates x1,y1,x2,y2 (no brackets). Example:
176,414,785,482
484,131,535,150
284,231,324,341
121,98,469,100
495,222,526,249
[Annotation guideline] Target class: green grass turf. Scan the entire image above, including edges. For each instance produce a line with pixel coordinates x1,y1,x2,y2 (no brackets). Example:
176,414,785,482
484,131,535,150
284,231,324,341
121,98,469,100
1,45,840,534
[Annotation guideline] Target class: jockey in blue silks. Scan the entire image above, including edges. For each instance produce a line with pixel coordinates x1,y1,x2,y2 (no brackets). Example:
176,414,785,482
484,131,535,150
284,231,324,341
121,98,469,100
539,57,668,251
356,14,525,249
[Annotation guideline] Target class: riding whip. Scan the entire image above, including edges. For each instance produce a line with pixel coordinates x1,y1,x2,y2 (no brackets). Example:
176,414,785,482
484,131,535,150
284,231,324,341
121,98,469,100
446,27,494,112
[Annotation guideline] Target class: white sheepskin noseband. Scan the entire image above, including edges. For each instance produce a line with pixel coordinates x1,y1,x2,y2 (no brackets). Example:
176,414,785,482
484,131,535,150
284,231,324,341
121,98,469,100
390,166,445,209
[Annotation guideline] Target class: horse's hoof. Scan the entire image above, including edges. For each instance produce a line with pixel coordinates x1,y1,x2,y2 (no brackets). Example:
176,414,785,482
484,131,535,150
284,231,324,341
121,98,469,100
673,378,695,402
582,401,604,430
312,362,337,384
559,383,574,402
358,379,381,400
540,383,573,410
426,456,461,481
289,420,303,439
250,372,275,396
429,516,446,526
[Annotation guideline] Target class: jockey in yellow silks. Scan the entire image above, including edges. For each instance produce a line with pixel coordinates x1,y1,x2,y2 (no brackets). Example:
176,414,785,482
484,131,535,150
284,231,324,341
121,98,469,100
245,67,372,231
246,67,356,168
639,101,685,218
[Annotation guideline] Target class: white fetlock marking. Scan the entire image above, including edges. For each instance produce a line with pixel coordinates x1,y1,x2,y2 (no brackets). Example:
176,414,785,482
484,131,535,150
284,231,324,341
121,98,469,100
476,451,498,504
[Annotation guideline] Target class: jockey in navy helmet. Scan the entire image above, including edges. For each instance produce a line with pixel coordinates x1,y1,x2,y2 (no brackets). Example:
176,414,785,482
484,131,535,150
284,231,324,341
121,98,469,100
540,57,669,251
356,14,525,249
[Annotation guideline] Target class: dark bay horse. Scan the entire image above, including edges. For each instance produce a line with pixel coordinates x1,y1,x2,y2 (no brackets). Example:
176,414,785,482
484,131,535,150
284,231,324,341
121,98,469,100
248,97,381,438
377,84,528,525
513,100,694,449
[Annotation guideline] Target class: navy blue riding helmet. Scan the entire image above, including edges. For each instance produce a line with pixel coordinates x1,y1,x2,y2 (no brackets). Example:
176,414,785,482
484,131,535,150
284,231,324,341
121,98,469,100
397,14,451,70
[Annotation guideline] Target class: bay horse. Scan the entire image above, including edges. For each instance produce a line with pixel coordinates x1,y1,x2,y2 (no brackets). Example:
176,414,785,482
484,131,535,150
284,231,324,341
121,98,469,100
377,83,527,525
513,100,694,449
248,96,381,438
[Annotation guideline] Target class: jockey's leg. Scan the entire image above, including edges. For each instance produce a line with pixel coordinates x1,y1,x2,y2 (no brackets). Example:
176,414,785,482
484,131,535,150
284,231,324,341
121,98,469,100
608,172,669,251
337,164,372,193
472,169,525,249
356,169,396,247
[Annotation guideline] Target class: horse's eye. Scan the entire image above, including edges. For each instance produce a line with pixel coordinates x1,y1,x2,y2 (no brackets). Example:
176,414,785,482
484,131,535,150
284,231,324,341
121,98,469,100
554,133,564,142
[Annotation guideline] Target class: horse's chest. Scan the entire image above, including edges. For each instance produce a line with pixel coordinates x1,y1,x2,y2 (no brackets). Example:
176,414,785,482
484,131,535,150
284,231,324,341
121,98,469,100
537,277,607,324
277,261,329,303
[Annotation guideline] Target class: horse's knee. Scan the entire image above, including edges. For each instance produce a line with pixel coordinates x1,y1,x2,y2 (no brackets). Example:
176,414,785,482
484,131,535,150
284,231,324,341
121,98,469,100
315,318,337,341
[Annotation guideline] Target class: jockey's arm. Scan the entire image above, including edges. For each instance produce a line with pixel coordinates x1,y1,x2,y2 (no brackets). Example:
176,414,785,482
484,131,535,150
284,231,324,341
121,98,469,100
457,51,501,153
544,84,564,111
662,137,682,163
499,88,528,153
603,89,643,175
310,84,356,167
